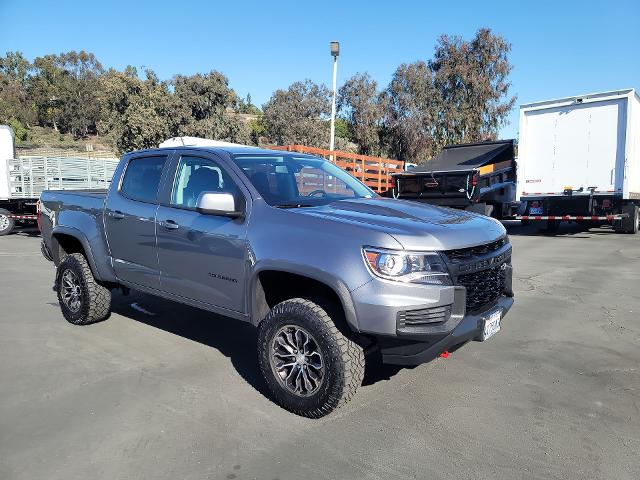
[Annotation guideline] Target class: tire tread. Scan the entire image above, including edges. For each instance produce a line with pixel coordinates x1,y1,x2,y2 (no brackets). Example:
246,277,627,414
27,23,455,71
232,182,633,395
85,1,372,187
57,253,111,325
258,298,364,418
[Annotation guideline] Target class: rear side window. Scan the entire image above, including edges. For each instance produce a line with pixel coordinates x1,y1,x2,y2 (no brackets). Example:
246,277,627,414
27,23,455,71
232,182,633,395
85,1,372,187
120,156,167,203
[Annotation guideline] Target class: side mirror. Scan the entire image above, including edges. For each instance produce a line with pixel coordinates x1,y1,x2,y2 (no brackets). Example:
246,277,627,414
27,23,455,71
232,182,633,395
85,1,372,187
196,192,244,218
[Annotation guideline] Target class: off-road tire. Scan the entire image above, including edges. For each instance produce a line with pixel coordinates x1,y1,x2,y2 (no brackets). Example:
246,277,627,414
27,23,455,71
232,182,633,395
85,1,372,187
56,253,111,325
0,208,15,236
257,298,365,418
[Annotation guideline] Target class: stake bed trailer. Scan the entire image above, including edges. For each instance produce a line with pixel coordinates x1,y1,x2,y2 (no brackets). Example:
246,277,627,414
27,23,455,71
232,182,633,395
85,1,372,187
516,89,640,233
0,125,118,235
390,140,517,219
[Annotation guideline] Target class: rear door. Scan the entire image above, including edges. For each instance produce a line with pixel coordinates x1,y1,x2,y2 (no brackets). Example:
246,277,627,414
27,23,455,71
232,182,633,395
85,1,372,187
155,151,249,313
522,99,627,193
105,153,169,289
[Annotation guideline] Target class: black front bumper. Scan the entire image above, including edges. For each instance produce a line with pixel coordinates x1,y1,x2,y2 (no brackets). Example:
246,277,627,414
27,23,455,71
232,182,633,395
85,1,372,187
379,294,514,366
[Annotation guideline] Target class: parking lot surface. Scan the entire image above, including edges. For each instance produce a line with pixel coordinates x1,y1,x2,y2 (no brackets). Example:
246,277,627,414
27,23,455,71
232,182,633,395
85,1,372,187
1,224,639,480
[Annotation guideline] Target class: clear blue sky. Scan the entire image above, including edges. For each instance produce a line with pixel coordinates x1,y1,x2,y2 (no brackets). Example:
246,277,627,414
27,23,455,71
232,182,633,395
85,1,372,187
1,0,639,139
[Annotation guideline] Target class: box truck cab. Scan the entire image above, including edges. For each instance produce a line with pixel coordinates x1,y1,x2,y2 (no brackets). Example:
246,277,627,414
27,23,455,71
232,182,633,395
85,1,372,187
517,89,640,233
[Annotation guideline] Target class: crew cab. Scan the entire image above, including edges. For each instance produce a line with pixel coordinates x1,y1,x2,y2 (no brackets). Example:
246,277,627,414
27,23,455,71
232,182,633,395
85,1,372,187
39,145,514,417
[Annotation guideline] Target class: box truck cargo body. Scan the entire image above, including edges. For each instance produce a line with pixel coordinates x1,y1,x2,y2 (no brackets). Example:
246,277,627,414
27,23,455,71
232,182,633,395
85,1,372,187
517,89,640,233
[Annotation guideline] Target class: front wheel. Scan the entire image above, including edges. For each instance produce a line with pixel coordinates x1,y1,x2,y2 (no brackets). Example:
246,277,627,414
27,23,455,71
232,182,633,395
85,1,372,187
258,298,365,418
56,253,112,325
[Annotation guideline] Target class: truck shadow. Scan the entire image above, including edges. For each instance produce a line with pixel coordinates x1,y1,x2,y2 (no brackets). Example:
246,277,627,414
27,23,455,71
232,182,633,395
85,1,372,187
109,290,405,399
8,226,40,237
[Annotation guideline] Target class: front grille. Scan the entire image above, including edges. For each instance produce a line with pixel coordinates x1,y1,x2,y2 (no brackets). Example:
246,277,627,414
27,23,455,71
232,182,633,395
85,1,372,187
445,237,507,262
457,263,506,312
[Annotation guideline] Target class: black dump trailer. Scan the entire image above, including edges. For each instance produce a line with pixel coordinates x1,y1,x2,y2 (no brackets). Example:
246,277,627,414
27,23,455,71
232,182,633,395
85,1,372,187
389,140,517,219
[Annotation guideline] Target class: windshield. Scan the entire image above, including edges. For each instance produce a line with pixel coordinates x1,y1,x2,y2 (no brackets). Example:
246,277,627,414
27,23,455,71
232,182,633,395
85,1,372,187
232,153,376,207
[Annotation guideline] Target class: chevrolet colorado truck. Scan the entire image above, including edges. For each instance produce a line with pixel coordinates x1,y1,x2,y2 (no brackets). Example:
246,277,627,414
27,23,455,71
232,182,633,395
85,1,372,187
39,146,514,417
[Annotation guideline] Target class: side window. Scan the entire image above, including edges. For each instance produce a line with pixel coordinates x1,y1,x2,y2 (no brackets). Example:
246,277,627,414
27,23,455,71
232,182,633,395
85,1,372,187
120,156,167,203
171,156,239,209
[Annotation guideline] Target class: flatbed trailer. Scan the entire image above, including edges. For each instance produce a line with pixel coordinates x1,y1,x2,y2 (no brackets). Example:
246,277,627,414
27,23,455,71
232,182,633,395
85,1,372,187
0,125,118,235
390,140,517,219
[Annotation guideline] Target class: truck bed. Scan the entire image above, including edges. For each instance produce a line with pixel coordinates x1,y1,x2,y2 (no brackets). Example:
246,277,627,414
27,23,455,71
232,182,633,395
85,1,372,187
41,189,107,207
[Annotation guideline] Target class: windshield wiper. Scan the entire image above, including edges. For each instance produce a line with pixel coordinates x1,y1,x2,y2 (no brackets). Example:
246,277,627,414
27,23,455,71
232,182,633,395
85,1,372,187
274,203,314,209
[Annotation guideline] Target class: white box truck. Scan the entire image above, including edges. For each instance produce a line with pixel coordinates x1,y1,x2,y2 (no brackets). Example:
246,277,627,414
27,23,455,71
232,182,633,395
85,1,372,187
517,89,640,233
0,125,119,235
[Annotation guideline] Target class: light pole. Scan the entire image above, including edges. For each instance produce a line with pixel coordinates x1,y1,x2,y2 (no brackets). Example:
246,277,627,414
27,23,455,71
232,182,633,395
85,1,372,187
329,41,339,155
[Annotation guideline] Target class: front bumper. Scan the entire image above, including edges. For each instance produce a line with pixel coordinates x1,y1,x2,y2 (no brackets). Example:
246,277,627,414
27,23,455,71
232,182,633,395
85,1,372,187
350,259,514,366
378,295,513,365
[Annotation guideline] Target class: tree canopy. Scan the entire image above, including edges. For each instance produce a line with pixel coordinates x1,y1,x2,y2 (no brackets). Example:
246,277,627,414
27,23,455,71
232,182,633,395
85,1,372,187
0,28,515,160
262,79,331,147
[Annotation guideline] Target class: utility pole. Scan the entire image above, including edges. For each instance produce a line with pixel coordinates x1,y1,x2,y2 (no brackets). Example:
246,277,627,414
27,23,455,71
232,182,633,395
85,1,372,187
329,41,340,156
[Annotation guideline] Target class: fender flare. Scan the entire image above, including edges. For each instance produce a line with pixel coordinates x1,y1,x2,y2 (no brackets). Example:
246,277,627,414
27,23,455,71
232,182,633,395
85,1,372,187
248,262,360,332
51,225,109,282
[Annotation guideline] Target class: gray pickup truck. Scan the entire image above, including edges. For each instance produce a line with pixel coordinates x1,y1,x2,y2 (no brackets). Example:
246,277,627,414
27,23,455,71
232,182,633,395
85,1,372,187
39,146,514,417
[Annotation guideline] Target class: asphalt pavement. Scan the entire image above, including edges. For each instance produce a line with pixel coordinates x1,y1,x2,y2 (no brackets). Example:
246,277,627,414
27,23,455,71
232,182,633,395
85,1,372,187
1,224,639,480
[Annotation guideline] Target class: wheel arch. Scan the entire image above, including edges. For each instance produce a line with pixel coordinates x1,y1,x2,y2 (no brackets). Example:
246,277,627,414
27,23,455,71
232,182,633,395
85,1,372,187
249,266,359,333
51,226,107,281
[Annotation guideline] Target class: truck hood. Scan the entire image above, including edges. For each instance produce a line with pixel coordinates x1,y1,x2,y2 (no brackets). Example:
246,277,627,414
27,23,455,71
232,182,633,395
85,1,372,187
292,197,506,250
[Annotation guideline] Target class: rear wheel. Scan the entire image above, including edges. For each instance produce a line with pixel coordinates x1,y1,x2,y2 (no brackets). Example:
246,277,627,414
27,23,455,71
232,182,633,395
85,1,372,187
56,253,111,325
258,298,365,418
484,204,495,218
0,208,15,236
628,206,639,234
614,205,639,234
542,220,560,234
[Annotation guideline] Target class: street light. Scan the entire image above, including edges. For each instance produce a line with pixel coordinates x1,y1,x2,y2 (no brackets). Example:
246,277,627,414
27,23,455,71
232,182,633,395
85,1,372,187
329,41,339,155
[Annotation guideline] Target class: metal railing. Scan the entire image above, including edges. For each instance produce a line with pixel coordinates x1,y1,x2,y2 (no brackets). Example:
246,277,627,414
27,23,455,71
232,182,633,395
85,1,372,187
8,156,119,199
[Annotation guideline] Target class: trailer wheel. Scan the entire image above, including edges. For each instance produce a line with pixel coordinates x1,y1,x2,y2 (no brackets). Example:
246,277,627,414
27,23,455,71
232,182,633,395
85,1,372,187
0,208,15,236
56,253,111,325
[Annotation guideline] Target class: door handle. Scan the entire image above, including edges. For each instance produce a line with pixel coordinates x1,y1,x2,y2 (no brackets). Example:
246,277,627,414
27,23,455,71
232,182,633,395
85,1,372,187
110,211,125,219
162,220,179,230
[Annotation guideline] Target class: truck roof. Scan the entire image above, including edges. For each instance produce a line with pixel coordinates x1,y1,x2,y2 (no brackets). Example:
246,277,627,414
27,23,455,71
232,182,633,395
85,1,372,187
398,139,515,175
520,88,638,110
131,145,317,157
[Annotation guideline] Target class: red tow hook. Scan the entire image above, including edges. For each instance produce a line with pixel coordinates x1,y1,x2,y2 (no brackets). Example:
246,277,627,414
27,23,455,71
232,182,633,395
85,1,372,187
439,351,449,359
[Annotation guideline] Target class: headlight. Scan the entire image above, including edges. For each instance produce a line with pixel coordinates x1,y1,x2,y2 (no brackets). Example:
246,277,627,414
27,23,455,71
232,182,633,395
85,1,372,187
362,247,451,285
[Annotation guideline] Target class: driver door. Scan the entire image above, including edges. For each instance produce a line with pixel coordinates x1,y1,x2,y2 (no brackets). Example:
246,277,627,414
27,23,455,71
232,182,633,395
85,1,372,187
156,153,249,313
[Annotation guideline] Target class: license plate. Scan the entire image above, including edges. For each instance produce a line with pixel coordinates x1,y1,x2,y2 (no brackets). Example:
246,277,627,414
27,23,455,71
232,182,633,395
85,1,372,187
529,207,543,215
481,310,501,341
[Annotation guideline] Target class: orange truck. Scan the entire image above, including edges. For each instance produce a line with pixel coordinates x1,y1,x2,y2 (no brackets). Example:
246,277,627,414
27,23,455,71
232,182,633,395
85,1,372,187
268,145,405,194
